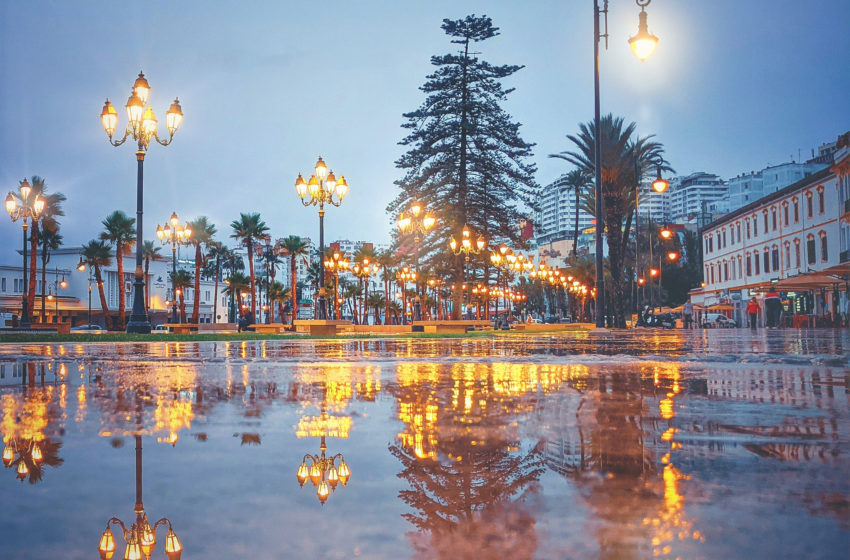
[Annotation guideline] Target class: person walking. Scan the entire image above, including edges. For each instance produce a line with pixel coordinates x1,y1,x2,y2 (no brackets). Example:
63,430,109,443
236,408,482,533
746,297,761,330
764,289,781,328
682,300,694,329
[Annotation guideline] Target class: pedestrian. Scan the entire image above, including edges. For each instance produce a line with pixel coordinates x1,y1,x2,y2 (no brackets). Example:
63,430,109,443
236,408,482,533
746,297,760,330
682,300,694,329
764,289,781,327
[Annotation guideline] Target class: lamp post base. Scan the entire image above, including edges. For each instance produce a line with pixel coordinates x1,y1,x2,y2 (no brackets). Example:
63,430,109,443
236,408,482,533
126,316,152,334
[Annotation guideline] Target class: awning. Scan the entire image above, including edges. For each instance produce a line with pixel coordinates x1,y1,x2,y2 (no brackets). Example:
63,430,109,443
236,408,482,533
708,304,736,311
772,273,847,291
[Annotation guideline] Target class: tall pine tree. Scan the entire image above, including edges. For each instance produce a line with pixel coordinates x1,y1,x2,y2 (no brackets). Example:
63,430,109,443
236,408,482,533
389,15,538,318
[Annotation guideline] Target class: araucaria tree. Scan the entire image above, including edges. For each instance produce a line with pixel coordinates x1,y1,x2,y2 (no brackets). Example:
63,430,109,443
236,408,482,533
389,15,538,318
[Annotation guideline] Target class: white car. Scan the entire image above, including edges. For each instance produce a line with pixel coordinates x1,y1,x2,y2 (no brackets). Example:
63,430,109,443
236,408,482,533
151,325,169,333
703,313,737,328
70,324,106,334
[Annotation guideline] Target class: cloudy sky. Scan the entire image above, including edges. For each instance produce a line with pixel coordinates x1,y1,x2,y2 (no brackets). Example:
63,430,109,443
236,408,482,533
1,0,848,263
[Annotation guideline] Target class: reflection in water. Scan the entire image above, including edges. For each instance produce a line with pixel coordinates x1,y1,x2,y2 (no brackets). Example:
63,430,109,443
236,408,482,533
97,436,183,560
296,434,351,505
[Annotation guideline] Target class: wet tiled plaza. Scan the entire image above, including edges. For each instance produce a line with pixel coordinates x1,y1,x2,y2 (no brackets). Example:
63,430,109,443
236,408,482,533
0,330,848,559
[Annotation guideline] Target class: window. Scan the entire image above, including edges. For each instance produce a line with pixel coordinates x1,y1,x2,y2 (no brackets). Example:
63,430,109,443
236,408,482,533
795,240,801,268
707,236,713,253
784,243,791,269
820,232,828,261
772,246,779,272
738,256,743,278
771,208,777,231
754,252,760,275
763,248,770,273
807,193,813,218
705,265,710,283
723,230,727,248
710,265,715,284
807,235,816,265
754,216,758,236
746,220,751,239
746,254,752,276
793,198,799,222
724,262,728,281
763,212,768,232
0,278,4,292
818,189,825,214
737,223,741,242
783,204,789,227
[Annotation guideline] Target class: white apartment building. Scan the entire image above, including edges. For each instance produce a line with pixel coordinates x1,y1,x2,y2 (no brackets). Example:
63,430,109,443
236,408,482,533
720,161,828,215
696,137,850,322
535,175,594,246
669,172,726,223
0,247,226,326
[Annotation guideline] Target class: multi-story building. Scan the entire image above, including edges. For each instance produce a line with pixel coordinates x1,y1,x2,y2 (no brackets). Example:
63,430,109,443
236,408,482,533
694,136,850,324
0,246,226,326
720,161,828,215
669,172,726,223
535,174,594,248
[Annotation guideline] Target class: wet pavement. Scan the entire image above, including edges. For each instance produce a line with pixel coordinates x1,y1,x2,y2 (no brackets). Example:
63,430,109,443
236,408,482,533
0,330,848,559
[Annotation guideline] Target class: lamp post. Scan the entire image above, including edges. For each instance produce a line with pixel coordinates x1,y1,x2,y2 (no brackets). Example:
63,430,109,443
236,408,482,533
96,436,182,560
592,0,660,329
77,257,94,326
294,157,349,320
155,213,192,324
45,267,68,322
449,225,487,319
324,250,350,320
397,203,437,321
395,266,416,325
296,435,351,505
351,258,374,325
100,72,183,334
5,178,45,326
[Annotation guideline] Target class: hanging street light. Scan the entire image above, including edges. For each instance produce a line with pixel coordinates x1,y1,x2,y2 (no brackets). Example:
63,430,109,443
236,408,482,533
100,72,183,333
296,435,351,505
155,212,193,324
294,157,349,319
5,178,45,326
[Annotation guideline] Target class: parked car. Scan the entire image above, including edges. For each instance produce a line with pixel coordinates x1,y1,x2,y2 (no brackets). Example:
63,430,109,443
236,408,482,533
151,324,169,333
70,324,106,334
703,313,737,328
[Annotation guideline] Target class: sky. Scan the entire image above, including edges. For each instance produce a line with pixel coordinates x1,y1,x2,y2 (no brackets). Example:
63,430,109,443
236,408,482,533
1,0,849,264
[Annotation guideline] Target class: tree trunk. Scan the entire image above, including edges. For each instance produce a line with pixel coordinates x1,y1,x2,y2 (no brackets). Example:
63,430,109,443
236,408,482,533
573,186,580,258
192,243,202,323
213,258,220,324
116,241,125,329
95,268,110,328
144,258,150,313
383,274,390,325
290,256,297,325
40,243,48,322
248,240,256,319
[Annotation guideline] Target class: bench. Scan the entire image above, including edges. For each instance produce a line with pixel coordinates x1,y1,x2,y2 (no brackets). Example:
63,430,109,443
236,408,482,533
162,323,197,334
293,320,352,336
412,320,491,334
249,323,288,334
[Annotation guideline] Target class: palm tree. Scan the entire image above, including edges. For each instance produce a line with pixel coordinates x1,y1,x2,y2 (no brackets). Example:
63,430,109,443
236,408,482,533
368,292,386,325
267,280,291,323
206,242,230,324
187,217,217,324
37,223,63,321
551,114,671,326
80,240,113,328
223,271,250,316
376,250,396,325
230,213,269,320
12,177,66,321
170,269,193,322
100,210,137,329
141,241,164,312
343,283,363,324
278,236,309,324
305,257,325,320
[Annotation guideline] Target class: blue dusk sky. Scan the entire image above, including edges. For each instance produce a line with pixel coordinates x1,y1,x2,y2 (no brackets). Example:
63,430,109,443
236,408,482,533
1,0,849,262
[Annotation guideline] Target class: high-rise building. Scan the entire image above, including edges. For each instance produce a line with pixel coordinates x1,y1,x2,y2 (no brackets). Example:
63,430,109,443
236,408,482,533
535,175,594,246
669,172,727,223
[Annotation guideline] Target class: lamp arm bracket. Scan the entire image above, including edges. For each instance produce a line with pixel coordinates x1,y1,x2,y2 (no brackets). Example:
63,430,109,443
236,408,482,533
108,517,129,536
154,132,175,147
109,129,131,147
636,0,651,7
153,518,172,531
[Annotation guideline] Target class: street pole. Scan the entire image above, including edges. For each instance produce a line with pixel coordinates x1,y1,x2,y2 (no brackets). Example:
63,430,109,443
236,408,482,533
593,0,606,329
88,270,93,326
171,240,178,323
126,150,152,333
318,206,326,320
21,222,30,326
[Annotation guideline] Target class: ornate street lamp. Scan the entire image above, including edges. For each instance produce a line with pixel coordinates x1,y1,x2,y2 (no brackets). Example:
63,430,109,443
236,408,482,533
651,165,669,193
294,157,349,319
96,436,182,560
5,178,45,326
100,72,183,333
2,437,45,482
395,266,417,325
45,267,68,321
155,213,192,324
449,225,487,260
592,0,661,330
323,249,350,320
351,258,374,324
296,435,351,505
397,203,437,321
